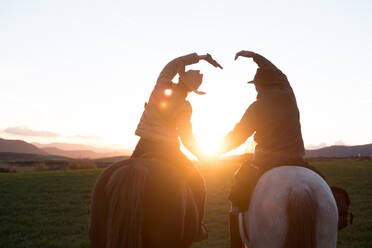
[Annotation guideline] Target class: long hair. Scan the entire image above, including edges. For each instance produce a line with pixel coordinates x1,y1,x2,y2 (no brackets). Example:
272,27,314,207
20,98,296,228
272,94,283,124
284,186,317,248
105,160,149,248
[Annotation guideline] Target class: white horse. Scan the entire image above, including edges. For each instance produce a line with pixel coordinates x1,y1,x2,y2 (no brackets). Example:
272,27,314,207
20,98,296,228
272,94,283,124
238,166,338,248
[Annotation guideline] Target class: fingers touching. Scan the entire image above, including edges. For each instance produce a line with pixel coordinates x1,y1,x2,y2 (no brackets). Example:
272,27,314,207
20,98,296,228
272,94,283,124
197,50,257,70
201,53,223,69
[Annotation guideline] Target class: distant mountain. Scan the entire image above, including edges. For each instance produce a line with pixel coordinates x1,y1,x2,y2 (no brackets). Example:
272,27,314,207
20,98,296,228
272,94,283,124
305,143,372,157
0,152,69,162
0,138,47,155
42,147,126,159
33,142,131,155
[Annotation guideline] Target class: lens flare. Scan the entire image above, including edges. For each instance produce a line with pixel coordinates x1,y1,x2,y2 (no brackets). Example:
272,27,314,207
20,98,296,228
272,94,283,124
159,101,168,109
164,89,173,96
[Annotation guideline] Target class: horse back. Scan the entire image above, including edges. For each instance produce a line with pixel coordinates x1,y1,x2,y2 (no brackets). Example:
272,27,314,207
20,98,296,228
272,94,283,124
89,158,197,248
245,166,338,248
89,159,134,248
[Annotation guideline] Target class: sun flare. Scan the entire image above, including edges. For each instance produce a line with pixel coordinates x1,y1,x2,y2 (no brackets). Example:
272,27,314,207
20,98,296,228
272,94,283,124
197,133,222,155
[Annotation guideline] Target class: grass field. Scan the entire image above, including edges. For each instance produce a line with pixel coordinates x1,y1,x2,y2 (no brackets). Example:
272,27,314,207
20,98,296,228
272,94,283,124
0,159,371,248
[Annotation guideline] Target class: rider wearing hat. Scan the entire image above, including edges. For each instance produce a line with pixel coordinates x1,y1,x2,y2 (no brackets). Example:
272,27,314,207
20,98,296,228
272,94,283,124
132,52,222,241
219,51,322,248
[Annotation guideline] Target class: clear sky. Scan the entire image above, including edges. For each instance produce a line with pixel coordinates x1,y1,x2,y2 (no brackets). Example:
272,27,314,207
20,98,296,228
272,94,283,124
1,0,371,154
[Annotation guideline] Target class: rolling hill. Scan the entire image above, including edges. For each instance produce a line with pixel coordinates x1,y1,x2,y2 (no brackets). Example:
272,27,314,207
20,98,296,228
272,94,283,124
0,152,69,162
2,137,371,159
32,142,131,155
305,143,372,157
0,138,47,155
0,138,129,159
41,147,126,159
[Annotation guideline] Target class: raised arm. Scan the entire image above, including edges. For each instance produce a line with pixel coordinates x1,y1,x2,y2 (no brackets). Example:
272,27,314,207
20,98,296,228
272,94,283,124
235,51,278,69
157,53,223,86
235,50,292,91
157,53,200,86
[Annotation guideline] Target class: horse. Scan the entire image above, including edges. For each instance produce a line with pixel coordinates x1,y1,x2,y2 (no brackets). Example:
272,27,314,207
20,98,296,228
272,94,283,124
89,158,200,248
238,166,339,248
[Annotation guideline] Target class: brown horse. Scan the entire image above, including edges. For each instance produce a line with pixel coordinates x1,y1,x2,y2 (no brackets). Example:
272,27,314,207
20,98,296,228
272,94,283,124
89,158,199,248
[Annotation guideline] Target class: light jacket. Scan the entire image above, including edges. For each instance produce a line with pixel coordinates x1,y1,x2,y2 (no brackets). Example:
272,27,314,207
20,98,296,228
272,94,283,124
135,53,200,146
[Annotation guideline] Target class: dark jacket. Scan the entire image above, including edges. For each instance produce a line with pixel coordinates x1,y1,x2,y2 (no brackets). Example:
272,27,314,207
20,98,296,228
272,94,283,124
222,54,305,168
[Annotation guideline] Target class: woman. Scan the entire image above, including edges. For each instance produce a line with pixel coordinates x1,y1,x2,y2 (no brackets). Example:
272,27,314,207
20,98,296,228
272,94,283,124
132,52,222,241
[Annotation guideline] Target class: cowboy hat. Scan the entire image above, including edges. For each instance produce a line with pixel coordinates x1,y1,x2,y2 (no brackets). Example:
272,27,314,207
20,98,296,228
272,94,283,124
180,70,206,95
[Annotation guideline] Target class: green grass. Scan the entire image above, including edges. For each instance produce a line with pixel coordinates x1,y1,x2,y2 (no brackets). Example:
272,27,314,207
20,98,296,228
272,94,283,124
0,170,97,248
0,159,371,248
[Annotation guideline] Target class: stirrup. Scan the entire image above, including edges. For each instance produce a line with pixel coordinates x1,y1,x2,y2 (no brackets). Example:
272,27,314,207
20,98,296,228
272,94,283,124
194,223,208,242
238,212,249,246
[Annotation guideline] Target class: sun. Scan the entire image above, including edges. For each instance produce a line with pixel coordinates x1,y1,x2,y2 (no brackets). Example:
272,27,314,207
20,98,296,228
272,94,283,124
197,133,222,155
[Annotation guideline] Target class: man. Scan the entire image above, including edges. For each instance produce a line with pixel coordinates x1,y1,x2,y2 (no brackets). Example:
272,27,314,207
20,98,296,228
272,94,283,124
219,50,322,248
132,52,223,241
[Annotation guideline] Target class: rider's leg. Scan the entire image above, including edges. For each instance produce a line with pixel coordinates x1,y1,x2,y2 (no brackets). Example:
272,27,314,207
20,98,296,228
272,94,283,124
229,163,263,212
228,162,264,248
174,151,207,241
229,206,243,248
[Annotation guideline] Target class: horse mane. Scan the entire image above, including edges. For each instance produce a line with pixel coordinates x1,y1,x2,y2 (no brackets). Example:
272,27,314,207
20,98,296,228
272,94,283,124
105,159,149,248
285,186,317,248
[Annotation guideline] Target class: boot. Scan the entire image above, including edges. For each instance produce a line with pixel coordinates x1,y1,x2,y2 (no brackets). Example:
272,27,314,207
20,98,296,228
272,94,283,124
194,222,208,242
229,208,243,248
187,168,207,242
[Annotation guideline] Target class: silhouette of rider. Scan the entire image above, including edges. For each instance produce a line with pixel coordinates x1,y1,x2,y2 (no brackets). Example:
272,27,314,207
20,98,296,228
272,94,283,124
132,52,222,241
219,51,324,248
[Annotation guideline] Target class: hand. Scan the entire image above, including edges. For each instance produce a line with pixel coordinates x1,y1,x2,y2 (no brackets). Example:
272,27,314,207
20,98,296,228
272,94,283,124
199,53,223,69
234,50,256,60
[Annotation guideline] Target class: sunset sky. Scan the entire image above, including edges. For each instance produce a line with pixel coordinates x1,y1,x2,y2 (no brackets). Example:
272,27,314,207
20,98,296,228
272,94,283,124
1,0,371,154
